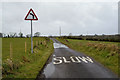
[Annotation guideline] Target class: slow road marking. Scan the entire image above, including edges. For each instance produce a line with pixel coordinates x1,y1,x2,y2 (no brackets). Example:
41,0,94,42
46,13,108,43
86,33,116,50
53,56,94,64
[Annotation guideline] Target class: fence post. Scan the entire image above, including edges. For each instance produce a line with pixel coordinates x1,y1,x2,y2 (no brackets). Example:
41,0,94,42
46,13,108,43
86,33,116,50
10,42,12,59
38,41,39,45
36,41,37,46
25,42,27,53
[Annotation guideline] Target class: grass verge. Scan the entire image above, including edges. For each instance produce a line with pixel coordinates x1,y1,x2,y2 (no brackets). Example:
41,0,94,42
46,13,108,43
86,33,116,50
2,37,54,79
57,38,119,77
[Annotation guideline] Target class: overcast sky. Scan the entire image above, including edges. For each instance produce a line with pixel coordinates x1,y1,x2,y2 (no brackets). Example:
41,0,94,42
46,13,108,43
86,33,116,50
1,1,118,36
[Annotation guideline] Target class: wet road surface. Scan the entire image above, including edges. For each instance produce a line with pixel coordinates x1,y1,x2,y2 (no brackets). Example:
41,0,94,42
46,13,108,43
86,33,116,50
36,38,118,79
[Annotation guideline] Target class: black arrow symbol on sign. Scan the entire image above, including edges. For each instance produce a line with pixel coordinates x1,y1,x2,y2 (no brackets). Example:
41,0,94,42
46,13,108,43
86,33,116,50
30,13,34,19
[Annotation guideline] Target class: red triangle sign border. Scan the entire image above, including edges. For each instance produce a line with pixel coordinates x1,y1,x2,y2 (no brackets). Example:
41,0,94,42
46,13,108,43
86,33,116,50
25,8,38,20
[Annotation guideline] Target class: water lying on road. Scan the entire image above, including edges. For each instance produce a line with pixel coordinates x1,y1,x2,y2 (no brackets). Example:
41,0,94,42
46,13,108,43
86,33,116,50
43,62,55,78
53,43,68,48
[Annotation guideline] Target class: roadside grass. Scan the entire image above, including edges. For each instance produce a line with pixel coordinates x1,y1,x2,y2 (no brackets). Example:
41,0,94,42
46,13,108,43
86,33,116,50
2,37,54,78
57,38,119,77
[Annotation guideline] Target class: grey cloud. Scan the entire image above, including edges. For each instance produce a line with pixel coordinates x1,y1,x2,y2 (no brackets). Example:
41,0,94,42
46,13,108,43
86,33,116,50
2,2,118,36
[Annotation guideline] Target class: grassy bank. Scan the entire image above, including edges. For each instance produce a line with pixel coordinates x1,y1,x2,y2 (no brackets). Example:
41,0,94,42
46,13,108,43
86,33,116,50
2,37,54,79
57,38,119,76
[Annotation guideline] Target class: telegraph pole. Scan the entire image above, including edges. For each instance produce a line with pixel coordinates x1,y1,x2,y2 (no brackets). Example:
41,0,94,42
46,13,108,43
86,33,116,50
59,26,61,37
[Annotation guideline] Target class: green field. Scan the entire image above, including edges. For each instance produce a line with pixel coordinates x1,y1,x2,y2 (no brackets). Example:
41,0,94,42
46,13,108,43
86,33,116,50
57,38,119,76
2,37,54,78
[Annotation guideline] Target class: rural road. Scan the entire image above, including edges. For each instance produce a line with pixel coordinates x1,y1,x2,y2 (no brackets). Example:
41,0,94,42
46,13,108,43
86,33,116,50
36,38,118,79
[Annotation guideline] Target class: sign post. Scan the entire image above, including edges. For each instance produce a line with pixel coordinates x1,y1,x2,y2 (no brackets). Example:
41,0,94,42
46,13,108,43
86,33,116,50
24,8,38,53
31,20,33,53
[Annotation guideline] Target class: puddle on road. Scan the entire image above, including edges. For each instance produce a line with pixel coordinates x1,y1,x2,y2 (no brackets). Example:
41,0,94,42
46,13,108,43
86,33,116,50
42,61,55,78
53,43,68,48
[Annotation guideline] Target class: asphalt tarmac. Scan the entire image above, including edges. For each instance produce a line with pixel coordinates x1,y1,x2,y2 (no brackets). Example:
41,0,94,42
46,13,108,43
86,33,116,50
36,38,118,79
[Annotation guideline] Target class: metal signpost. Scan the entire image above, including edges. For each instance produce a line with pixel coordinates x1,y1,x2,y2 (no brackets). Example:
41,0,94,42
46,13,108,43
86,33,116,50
24,8,38,53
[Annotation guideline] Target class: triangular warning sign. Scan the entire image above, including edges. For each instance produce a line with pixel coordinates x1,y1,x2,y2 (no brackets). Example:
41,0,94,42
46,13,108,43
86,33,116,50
25,8,38,20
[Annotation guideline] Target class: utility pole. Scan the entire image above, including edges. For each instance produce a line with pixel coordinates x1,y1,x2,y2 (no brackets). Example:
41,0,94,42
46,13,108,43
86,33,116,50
59,26,61,37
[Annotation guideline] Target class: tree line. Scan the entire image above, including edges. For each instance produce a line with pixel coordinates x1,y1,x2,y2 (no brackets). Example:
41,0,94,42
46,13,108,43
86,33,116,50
57,34,120,42
1,32,120,42
0,32,40,38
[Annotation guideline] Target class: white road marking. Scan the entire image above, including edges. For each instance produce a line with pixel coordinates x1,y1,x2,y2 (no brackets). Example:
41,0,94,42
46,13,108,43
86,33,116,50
70,56,81,63
53,56,94,65
86,57,94,63
53,43,68,48
53,57,62,65
63,57,71,63
78,56,88,63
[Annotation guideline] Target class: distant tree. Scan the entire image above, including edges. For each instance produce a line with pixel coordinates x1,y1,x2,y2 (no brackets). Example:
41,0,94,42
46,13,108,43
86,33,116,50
69,33,72,36
13,33,17,37
9,32,16,37
94,34,98,36
26,34,31,38
8,34,10,38
0,33,2,38
34,32,40,37
18,32,23,38
3,33,6,37
9,33,13,37
102,34,105,36
79,34,83,37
